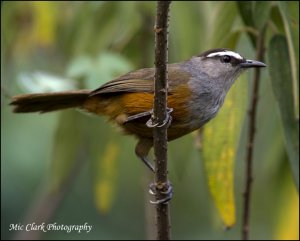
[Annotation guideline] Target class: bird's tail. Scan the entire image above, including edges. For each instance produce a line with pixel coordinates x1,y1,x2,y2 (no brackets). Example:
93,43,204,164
10,90,91,113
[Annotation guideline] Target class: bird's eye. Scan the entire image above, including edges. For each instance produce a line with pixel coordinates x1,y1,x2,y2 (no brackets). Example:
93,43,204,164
222,55,231,63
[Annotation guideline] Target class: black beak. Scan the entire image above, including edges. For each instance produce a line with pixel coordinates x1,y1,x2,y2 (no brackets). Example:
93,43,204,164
240,59,267,68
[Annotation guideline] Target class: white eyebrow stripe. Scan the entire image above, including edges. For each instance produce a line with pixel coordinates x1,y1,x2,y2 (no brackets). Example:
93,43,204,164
206,51,243,60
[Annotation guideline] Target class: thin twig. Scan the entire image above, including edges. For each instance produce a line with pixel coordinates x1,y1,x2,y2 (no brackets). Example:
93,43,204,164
242,27,266,240
152,1,171,240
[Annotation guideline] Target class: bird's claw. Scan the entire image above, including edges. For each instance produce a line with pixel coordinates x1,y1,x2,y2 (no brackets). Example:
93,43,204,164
141,156,155,173
149,181,173,204
146,107,173,128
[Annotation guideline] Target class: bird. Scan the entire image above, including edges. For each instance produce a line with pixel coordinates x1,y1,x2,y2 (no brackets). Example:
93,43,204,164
10,48,266,173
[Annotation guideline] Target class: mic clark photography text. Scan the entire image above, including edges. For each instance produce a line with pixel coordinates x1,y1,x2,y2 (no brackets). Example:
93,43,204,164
9,222,93,233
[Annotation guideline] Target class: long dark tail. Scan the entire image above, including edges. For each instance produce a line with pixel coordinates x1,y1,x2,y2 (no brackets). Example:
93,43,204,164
10,90,91,113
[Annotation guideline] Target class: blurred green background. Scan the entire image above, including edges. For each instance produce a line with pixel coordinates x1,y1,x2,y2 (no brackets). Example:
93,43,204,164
1,1,299,240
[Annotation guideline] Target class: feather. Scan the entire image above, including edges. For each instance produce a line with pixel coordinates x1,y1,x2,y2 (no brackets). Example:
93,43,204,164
90,64,191,96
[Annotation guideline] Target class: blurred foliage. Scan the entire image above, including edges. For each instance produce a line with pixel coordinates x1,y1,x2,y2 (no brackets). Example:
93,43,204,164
49,110,86,192
238,2,299,191
17,71,76,93
94,141,119,214
1,1,299,240
67,51,133,89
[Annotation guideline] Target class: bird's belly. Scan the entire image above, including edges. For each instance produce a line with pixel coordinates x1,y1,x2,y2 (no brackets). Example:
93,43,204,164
117,90,194,140
186,91,226,129
122,122,194,141
187,104,221,129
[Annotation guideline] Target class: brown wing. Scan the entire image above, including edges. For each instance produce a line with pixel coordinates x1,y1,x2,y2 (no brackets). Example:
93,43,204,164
85,63,192,127
90,68,155,95
90,63,191,96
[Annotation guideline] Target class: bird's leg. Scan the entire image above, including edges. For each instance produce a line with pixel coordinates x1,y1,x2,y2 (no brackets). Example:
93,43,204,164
124,107,173,128
135,138,173,204
123,110,152,124
143,107,173,203
135,138,155,173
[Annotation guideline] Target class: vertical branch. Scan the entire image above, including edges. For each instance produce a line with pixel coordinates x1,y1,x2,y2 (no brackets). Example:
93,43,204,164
153,1,171,240
139,8,156,240
242,27,266,240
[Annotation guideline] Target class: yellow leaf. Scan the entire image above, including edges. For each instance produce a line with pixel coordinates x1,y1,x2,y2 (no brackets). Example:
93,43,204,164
274,181,299,240
94,142,119,214
202,76,247,227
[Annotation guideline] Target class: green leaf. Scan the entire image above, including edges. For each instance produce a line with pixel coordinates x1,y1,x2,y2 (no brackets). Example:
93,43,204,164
221,31,241,50
207,1,238,48
277,1,299,119
170,2,206,58
202,76,248,227
267,35,299,189
270,5,285,33
236,1,256,46
253,1,272,30
237,1,254,27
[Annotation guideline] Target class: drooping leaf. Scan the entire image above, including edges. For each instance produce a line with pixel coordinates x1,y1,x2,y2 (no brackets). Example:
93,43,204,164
270,5,285,33
202,76,248,228
267,35,299,189
277,1,299,119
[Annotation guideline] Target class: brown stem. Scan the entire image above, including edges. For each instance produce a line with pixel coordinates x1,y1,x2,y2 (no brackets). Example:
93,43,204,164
138,8,157,240
153,1,171,240
242,27,266,240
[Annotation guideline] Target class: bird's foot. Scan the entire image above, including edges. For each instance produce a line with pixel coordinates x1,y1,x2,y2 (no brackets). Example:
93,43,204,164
149,181,173,204
146,107,173,128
